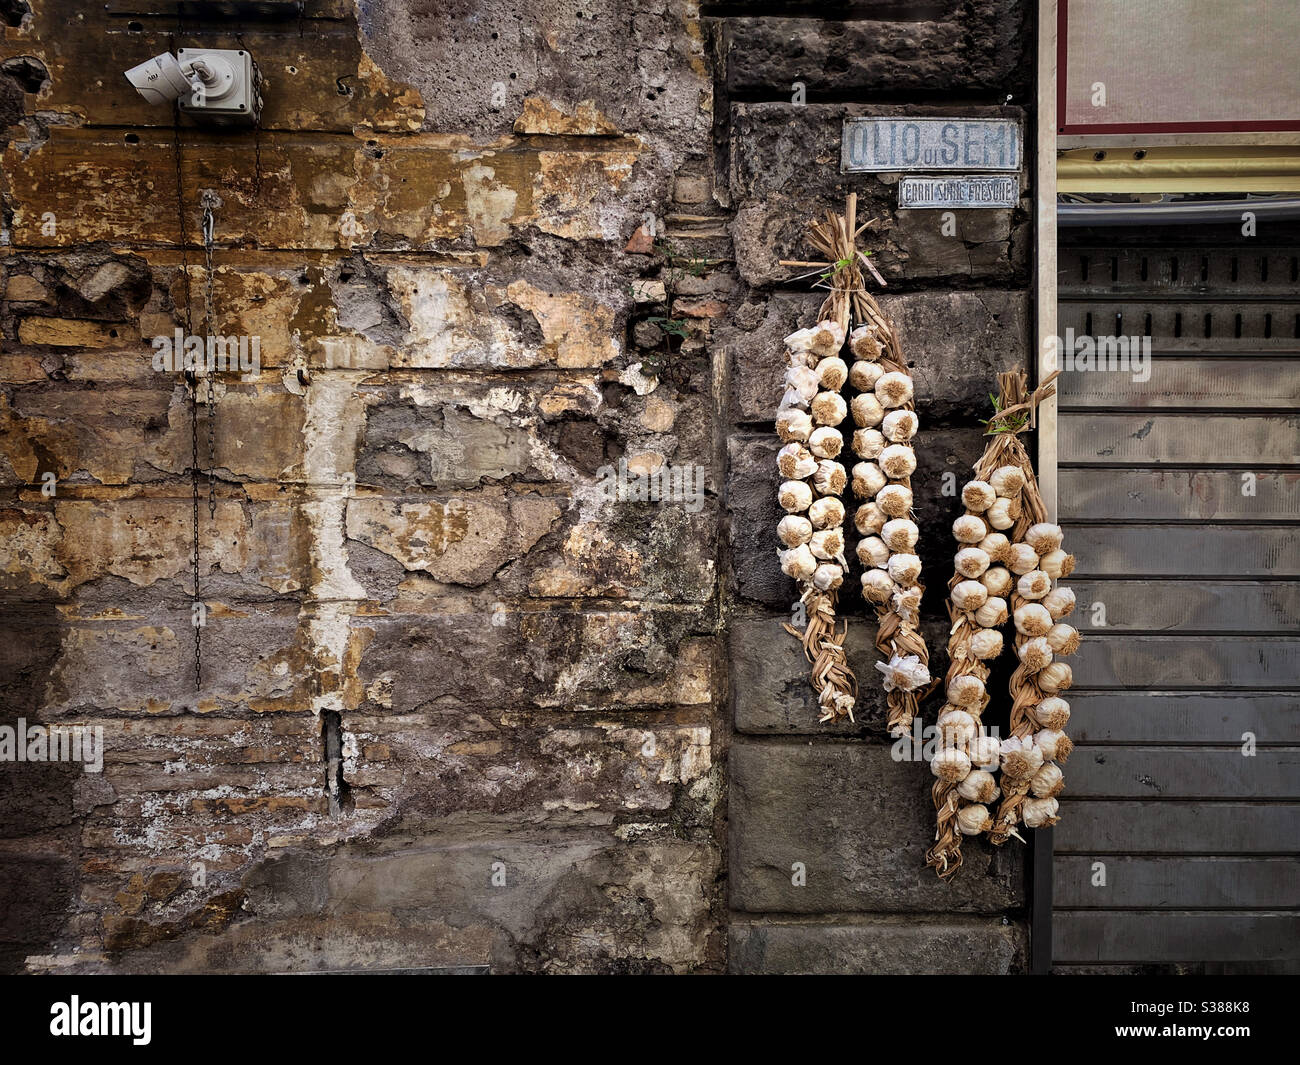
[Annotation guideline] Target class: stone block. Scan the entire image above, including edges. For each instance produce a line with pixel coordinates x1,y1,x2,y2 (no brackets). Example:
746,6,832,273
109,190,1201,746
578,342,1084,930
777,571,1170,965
729,741,1024,913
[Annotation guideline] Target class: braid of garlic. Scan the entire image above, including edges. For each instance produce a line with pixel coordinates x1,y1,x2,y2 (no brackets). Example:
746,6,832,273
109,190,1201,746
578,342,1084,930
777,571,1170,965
778,317,859,723
851,309,932,737
926,438,1015,877
988,443,1052,844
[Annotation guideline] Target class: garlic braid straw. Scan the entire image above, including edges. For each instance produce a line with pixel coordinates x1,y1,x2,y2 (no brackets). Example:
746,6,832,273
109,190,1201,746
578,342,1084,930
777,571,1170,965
977,371,1070,844
777,313,857,722
801,200,931,737
926,437,1018,878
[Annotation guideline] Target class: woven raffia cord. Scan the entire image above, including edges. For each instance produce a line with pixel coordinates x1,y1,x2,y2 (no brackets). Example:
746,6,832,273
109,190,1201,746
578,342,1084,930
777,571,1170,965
776,194,930,724
814,197,931,732
926,431,1019,878
926,369,1075,877
774,198,861,722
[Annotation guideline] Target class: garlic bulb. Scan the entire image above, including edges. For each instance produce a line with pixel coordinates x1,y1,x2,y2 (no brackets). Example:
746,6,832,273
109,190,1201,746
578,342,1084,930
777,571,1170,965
999,735,1044,778
946,673,986,709
878,443,917,479
875,484,913,518
958,769,1000,803
813,460,847,496
1018,635,1054,671
1006,543,1040,575
990,464,1025,497
777,442,817,479
861,568,896,604
952,514,987,544
1045,622,1080,656
1017,570,1051,600
954,547,990,579
852,428,885,459
808,425,844,459
931,746,972,782
1022,795,1059,828
807,496,845,530
779,387,806,410
1024,522,1064,555
854,501,887,535
857,536,891,568
849,324,882,360
1030,762,1065,798
817,357,848,391
784,364,819,404
967,734,1002,769
809,528,845,561
775,408,813,443
778,479,813,513
961,480,996,513
851,393,884,428
957,804,993,835
1042,586,1076,620
1035,728,1073,762
849,360,883,391
985,496,1019,531
892,585,922,621
887,552,922,585
812,563,844,591
1037,661,1073,694
880,518,919,553
977,532,1011,563
951,580,989,613
1014,603,1053,637
937,708,977,749
811,391,848,427
783,327,817,353
779,544,817,580
979,567,1013,598
1031,696,1071,730
881,409,919,442
875,371,914,409
878,656,933,697
777,514,813,547
851,461,887,498
1039,548,1076,580
974,596,1009,628
970,627,1003,660
808,319,845,357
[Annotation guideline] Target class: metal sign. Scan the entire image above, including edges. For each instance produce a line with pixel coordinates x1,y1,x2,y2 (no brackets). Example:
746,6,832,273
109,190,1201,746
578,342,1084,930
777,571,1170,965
898,175,1019,209
841,117,1022,173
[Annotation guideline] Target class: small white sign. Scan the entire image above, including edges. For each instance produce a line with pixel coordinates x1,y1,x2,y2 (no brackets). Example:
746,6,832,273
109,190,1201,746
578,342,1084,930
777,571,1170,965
898,175,1019,209
842,117,1022,173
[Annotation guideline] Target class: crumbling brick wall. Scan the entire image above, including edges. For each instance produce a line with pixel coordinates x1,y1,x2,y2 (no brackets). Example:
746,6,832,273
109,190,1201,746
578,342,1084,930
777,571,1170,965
1,0,1034,974
1,0,723,974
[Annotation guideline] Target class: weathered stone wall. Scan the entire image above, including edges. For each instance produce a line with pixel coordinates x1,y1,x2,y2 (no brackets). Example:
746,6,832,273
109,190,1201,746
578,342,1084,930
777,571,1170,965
1,0,723,974
0,0,1034,974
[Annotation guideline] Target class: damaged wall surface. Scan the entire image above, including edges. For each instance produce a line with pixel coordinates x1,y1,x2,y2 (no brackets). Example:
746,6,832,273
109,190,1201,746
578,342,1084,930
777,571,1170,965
0,0,1033,973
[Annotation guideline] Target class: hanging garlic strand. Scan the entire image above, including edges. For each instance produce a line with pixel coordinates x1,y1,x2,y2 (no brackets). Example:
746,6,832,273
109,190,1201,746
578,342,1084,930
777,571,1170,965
801,200,933,736
926,437,1020,878
977,370,1076,845
777,206,861,722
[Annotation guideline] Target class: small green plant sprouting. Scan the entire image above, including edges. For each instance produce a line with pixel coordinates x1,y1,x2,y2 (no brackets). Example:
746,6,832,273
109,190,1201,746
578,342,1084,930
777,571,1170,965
981,391,1028,435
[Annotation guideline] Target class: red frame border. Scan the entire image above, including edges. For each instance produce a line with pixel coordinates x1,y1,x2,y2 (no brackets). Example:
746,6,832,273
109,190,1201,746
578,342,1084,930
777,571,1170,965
1056,0,1300,135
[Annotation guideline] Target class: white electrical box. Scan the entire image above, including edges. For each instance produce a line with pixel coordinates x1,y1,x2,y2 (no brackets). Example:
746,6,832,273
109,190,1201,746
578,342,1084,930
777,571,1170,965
177,48,262,123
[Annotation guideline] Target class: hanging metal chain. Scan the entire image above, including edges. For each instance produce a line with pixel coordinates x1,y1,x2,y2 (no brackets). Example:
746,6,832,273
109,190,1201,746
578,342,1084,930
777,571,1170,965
201,195,219,522
171,58,203,692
